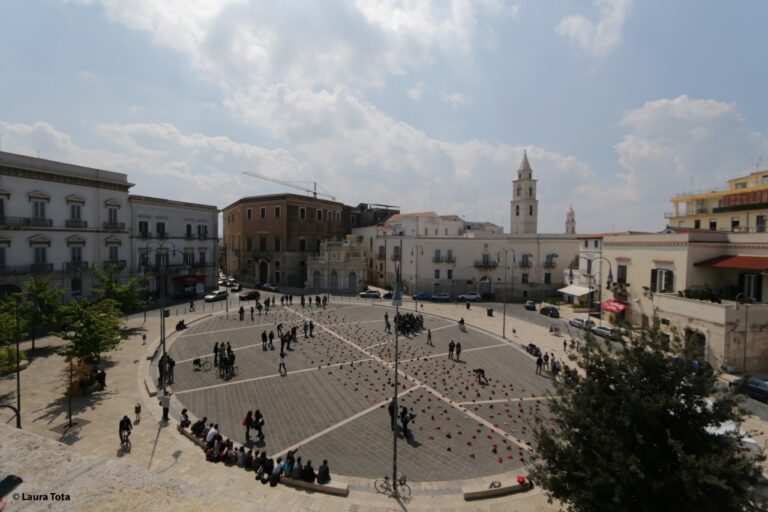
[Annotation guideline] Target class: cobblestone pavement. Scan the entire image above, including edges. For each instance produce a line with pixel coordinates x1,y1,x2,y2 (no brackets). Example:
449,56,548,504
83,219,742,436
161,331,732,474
169,301,555,482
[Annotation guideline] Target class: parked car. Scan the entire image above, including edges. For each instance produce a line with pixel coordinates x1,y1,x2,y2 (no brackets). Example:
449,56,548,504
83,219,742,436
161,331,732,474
592,325,621,340
230,283,243,292
382,291,393,299
204,290,228,302
523,300,537,311
569,317,595,330
730,377,768,403
458,292,482,301
261,283,278,292
218,278,227,286
431,292,450,301
540,306,560,318
412,292,430,301
359,289,381,298
239,290,261,301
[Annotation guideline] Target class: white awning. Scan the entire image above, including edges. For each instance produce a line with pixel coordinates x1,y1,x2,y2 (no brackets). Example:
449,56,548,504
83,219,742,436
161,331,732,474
558,285,593,297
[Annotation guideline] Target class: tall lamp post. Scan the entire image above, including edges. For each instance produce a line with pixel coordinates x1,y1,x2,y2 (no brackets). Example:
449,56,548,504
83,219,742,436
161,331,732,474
568,256,613,326
497,249,515,339
411,244,423,311
391,240,403,494
736,293,749,373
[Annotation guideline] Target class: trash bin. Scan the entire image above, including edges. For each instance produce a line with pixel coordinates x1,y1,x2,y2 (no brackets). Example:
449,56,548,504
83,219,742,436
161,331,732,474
164,310,170,318
487,308,493,317
466,302,471,310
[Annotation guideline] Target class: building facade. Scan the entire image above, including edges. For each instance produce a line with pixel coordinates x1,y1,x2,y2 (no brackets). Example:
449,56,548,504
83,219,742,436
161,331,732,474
306,236,366,293
354,225,579,302
221,194,350,288
129,195,218,298
666,169,768,233
510,150,538,235
0,151,132,301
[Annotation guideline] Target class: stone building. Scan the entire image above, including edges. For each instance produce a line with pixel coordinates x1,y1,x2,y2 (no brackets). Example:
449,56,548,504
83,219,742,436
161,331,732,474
306,236,366,293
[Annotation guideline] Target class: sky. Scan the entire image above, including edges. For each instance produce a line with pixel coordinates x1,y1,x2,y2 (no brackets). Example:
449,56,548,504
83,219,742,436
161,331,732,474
1,0,767,233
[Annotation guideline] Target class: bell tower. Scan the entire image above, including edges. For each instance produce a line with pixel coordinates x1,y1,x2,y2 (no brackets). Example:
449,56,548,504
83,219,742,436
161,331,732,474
565,206,576,234
510,149,538,234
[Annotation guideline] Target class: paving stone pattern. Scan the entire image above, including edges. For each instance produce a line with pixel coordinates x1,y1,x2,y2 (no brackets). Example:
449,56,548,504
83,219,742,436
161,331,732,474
171,302,555,481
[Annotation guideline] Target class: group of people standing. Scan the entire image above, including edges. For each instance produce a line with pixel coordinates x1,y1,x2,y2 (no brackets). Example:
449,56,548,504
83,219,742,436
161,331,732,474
213,342,236,380
158,353,176,385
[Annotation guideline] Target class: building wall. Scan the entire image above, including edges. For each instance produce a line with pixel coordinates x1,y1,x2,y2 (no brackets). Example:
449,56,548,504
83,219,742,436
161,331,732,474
306,237,366,293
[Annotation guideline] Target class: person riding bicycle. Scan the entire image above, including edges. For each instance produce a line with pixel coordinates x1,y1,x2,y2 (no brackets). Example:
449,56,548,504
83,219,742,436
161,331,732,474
192,358,202,370
119,415,132,444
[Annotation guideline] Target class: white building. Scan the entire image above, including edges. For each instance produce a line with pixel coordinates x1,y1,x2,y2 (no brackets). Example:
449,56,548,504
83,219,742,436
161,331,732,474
0,151,219,301
306,236,366,292
0,151,132,300
129,195,218,298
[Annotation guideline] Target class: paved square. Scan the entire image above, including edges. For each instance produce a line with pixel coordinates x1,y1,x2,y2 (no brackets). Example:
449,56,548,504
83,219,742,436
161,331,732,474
167,301,555,482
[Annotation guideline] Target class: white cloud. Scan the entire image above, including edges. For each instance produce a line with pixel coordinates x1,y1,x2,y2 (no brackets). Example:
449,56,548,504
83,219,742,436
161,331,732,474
440,92,469,109
556,0,632,58
406,80,426,101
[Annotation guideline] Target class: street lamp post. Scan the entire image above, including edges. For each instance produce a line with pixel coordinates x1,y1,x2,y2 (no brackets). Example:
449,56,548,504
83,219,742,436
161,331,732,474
14,296,23,428
569,256,613,326
497,249,515,339
391,240,404,493
411,244,423,311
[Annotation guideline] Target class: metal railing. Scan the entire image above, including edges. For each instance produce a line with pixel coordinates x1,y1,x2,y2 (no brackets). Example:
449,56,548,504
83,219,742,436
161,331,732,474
0,263,54,275
102,221,126,231
0,216,53,227
65,219,88,228
432,256,444,263
64,261,89,271
474,260,498,269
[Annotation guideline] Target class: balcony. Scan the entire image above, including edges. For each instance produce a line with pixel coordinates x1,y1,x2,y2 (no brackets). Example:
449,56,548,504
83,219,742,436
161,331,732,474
474,260,498,269
64,261,89,271
103,221,126,231
0,263,54,275
391,254,401,261
543,261,557,269
0,216,53,228
103,259,127,270
518,260,532,269
432,256,444,263
139,231,152,239
444,256,456,263
65,219,88,228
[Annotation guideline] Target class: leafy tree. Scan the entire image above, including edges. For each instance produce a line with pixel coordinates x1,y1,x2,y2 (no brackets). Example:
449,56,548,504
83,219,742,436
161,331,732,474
530,328,765,512
0,298,27,346
59,299,121,364
92,265,147,314
21,276,64,350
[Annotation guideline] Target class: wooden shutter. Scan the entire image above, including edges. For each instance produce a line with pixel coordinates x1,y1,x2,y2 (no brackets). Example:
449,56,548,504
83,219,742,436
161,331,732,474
650,269,658,292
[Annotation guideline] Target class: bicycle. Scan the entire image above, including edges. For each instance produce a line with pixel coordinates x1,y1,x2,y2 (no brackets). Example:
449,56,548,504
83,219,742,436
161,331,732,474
374,473,411,500
120,430,132,452
192,358,212,371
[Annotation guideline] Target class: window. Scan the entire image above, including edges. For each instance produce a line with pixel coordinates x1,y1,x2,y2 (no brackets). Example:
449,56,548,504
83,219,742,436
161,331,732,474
70,246,82,263
584,240,589,248
299,239,306,252
246,237,253,251
515,205,520,216
33,246,47,264
757,215,766,233
593,240,599,248
522,290,528,298
709,220,717,231
33,200,46,219
735,182,747,189
694,219,701,229
259,236,267,251
275,206,281,218
317,239,322,252
300,207,306,220
108,207,118,224
199,252,206,267
71,277,82,296
446,249,453,260
434,249,441,260
762,175,768,185
156,222,166,237
0,247,5,266
186,223,193,238
108,246,119,262
393,246,401,260
274,237,281,252
434,269,440,279
0,198,4,217
521,273,529,284
275,271,281,283
650,269,674,293
731,217,740,231
544,273,551,284
138,221,148,237
424,228,428,236
742,273,763,301
70,204,81,220
260,207,266,219
378,246,386,259
139,252,149,268
517,186,521,197
529,187,533,197
351,214,356,226
335,211,341,222
529,205,533,216
434,228,438,236
316,209,322,221
198,225,208,239
617,264,628,284
183,251,195,265
447,269,453,279
247,208,252,220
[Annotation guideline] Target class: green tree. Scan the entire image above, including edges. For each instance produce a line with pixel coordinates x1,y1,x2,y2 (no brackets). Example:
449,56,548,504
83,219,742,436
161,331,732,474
530,329,765,512
22,276,65,350
92,265,147,315
0,298,27,346
59,299,121,364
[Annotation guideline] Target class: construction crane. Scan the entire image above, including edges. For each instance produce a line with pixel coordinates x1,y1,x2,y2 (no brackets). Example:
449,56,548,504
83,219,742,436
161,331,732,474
242,171,336,200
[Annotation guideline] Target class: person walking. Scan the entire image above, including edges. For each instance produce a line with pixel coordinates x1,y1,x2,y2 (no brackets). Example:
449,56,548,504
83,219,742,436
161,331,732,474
279,352,287,376
400,406,415,438
427,329,433,346
268,330,275,349
388,399,396,431
166,356,176,384
243,410,253,441
563,339,567,352
189,300,195,313
448,340,455,360
303,321,309,339
158,354,166,385
213,342,219,367
261,331,268,350
134,402,142,423
250,306,255,320
254,410,265,441
309,321,315,337
543,352,550,371
159,390,171,422
455,342,462,362
535,355,543,375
